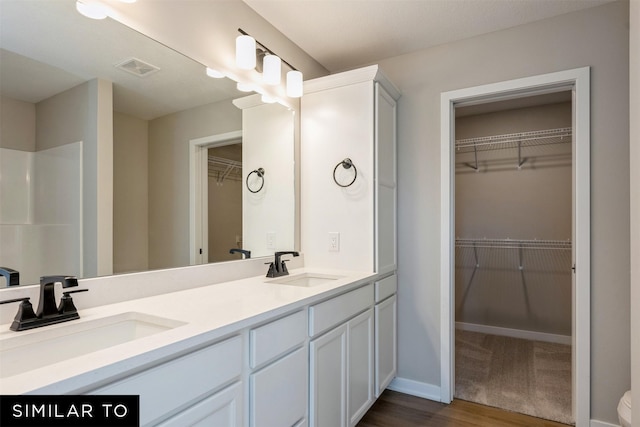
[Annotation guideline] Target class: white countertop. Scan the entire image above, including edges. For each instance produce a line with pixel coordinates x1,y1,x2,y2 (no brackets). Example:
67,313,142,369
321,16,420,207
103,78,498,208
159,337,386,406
0,268,376,395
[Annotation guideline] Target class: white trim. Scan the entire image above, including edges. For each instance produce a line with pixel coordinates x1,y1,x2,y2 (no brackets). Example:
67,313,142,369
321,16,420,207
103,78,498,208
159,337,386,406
589,420,620,427
189,131,242,265
455,322,572,346
440,67,590,425
304,65,401,100
387,377,441,401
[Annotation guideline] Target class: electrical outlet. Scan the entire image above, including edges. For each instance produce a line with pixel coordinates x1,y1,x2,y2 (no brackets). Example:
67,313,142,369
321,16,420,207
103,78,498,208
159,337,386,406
266,232,276,249
329,232,340,252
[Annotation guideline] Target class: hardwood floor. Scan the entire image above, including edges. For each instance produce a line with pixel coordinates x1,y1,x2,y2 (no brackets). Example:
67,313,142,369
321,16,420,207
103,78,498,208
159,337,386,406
356,390,572,427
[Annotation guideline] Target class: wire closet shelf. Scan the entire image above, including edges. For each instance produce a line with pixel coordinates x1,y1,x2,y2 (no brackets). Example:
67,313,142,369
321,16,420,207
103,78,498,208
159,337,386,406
455,127,572,153
208,156,242,183
455,238,572,251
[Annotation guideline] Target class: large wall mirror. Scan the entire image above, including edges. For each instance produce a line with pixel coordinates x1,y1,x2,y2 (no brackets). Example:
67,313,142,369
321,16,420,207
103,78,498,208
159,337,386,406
0,0,297,287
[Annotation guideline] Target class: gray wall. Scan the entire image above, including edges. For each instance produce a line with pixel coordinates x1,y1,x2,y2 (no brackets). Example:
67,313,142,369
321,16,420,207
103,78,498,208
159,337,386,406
630,0,639,422
377,1,630,423
113,112,149,274
0,96,35,151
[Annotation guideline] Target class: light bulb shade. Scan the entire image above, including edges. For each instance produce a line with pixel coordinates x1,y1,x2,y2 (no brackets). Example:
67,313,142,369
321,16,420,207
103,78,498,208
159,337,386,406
236,82,254,93
261,94,277,104
286,70,304,98
262,55,281,86
236,35,256,70
76,0,108,19
206,67,225,78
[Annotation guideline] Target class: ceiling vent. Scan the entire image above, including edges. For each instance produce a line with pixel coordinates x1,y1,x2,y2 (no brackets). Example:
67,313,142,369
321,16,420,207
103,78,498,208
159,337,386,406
115,57,160,77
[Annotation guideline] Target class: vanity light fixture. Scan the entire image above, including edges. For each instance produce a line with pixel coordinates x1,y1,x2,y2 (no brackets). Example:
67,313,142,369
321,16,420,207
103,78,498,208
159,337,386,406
236,28,304,98
206,67,225,78
75,0,108,19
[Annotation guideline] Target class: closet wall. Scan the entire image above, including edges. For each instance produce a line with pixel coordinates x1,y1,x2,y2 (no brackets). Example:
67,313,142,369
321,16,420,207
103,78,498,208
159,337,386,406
455,100,572,337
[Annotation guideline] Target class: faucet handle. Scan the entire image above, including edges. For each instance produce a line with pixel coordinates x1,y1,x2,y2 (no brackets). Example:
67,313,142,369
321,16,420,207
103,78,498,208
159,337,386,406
58,289,88,315
281,259,290,275
0,297,38,331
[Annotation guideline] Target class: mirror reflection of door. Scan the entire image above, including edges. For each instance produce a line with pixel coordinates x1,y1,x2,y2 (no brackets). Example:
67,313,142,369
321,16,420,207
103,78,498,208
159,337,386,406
207,144,243,262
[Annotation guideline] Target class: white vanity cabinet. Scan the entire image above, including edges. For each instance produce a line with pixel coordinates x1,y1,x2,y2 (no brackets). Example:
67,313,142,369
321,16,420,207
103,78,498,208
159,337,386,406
248,309,308,427
374,275,397,396
309,284,375,427
89,335,243,427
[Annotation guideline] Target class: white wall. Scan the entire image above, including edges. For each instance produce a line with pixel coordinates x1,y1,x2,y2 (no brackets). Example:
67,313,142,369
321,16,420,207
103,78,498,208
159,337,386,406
375,2,630,423
629,0,639,423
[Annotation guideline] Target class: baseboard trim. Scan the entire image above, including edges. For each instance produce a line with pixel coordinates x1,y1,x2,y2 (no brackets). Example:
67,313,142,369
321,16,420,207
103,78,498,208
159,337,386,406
590,419,620,427
387,377,441,402
456,322,572,345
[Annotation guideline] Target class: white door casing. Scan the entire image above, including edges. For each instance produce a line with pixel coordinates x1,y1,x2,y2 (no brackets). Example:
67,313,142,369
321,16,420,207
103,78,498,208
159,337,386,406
189,131,242,265
440,67,590,425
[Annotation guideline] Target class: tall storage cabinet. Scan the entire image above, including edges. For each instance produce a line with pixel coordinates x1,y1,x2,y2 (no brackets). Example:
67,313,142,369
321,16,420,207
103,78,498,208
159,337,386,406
301,65,399,427
301,65,399,274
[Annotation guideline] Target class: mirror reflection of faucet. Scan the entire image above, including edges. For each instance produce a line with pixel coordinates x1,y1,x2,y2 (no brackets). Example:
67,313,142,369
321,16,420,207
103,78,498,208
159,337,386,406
266,251,299,278
0,267,20,287
0,275,88,331
229,248,251,259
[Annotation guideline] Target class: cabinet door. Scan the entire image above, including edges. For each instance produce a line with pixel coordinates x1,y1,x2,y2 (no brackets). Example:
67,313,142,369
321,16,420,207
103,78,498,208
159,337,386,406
348,308,374,426
156,382,242,427
310,323,348,427
250,347,307,427
375,295,397,396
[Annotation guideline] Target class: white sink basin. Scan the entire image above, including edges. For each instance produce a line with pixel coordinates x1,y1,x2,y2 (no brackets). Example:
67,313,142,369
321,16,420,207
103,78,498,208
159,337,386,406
0,312,186,379
267,273,343,287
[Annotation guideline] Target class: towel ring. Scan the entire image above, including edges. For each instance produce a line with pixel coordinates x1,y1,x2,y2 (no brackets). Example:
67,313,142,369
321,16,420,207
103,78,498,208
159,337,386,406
246,168,265,193
333,158,357,188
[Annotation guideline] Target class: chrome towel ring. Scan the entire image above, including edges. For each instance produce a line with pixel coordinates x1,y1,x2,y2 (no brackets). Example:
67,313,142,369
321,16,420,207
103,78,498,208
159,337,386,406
333,158,357,188
246,167,265,193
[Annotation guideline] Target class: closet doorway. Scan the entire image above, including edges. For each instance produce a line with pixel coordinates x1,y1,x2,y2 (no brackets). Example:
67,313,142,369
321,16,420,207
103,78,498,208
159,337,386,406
454,93,573,424
440,68,590,426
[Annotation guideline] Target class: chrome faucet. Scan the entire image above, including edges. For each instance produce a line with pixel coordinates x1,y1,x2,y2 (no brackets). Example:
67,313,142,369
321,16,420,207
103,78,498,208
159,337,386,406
266,251,299,278
0,275,88,331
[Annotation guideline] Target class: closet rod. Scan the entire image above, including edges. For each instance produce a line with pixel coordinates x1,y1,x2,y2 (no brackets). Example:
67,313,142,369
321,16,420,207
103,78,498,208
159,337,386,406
455,238,571,250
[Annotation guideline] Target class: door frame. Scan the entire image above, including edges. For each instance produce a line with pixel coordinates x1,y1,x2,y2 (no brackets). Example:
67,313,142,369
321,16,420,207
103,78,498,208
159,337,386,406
189,130,242,265
439,67,590,425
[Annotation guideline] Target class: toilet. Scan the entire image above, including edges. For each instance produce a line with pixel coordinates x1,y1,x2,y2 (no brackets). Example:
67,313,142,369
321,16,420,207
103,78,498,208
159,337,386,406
617,390,631,427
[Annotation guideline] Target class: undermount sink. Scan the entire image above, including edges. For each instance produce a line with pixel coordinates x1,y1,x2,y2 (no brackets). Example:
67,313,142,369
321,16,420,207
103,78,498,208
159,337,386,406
267,273,343,287
0,312,186,379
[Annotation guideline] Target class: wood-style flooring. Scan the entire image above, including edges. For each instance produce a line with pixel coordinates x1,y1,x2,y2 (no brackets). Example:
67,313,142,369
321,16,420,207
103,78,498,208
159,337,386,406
356,390,572,427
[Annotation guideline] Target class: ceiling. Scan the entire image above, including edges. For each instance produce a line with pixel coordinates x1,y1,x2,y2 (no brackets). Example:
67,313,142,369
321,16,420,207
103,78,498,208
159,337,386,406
243,0,617,73
0,0,240,120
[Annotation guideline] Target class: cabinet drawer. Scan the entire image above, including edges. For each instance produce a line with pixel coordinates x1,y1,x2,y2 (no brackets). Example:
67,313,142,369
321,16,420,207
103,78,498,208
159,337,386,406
309,284,373,337
91,335,242,426
250,309,307,369
250,347,307,427
374,274,397,303
156,382,242,427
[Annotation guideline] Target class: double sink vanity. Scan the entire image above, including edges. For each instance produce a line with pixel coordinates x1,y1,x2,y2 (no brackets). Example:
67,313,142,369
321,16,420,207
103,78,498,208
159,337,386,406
0,266,398,427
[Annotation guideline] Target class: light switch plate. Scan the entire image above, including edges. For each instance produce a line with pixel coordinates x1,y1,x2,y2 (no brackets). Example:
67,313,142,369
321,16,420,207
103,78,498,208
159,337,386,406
266,232,276,249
